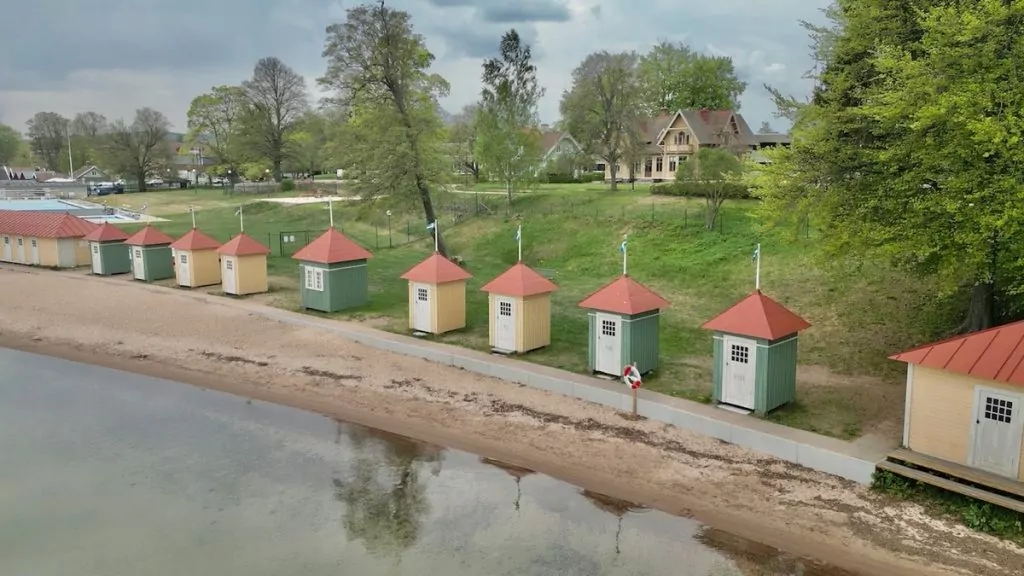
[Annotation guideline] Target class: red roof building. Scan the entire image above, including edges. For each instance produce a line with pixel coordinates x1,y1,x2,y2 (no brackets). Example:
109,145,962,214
293,228,372,264
294,228,373,313
83,222,132,275
401,252,473,335
218,233,271,296
701,290,811,341
578,274,669,376
578,275,669,316
401,252,472,284
891,320,1024,388
170,228,221,251
481,261,558,297
169,228,222,288
124,225,174,246
481,262,558,354
82,222,129,243
218,233,271,257
0,210,98,238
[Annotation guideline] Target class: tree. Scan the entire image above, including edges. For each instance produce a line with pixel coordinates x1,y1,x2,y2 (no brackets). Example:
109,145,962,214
66,112,108,170
678,146,744,230
757,121,776,134
637,42,747,114
242,57,309,181
26,112,69,171
319,0,453,256
0,123,21,166
475,29,544,204
71,112,107,140
100,108,171,191
287,110,328,175
560,51,640,191
448,103,480,182
186,85,248,176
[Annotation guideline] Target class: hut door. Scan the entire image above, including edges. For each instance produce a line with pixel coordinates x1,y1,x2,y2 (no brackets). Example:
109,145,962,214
3,236,12,261
16,238,24,262
132,248,145,280
595,313,622,375
412,283,431,332
178,252,191,286
29,238,39,264
970,388,1023,478
722,337,757,410
91,243,102,273
222,257,236,293
495,297,516,351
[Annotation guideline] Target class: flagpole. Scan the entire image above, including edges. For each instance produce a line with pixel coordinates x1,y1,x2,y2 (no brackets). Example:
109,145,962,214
517,225,522,262
239,206,244,232
755,242,761,291
433,220,439,252
329,197,334,228
190,206,196,228
622,235,628,276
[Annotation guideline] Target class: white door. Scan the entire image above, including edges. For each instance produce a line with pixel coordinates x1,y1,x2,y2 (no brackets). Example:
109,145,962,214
90,243,102,274
971,388,1024,478
16,238,25,262
412,283,432,332
178,251,191,286
495,297,516,351
222,257,236,293
594,313,622,375
132,247,145,280
722,336,757,410
29,239,39,264
2,236,10,261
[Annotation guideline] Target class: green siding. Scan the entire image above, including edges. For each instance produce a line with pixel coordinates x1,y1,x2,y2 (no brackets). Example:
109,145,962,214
586,313,596,372
711,331,800,415
141,245,174,281
712,336,724,403
623,311,660,374
299,260,369,313
94,241,131,275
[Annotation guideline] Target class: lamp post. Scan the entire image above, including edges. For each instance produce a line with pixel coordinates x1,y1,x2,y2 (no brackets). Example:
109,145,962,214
386,210,393,248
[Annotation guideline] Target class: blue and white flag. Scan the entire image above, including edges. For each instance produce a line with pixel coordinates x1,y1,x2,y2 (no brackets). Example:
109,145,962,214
140,204,148,211
235,206,242,216
426,221,436,231
620,239,627,253
751,245,760,262
515,225,521,243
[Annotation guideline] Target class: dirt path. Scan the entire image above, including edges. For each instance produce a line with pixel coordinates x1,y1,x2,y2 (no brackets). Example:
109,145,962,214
1,266,1022,576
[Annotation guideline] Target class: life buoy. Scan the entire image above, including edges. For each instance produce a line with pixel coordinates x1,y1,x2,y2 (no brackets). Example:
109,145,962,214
622,364,642,390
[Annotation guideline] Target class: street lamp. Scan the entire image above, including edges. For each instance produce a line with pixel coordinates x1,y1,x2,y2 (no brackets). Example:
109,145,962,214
386,210,393,248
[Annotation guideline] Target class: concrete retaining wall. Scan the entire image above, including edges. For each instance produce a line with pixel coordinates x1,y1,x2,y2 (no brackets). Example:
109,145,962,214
253,307,879,485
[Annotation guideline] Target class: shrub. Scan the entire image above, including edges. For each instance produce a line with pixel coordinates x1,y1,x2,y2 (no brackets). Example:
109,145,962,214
650,181,751,199
579,172,603,183
280,178,295,192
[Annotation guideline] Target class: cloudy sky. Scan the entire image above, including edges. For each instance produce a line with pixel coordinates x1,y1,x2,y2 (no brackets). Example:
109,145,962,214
0,0,830,134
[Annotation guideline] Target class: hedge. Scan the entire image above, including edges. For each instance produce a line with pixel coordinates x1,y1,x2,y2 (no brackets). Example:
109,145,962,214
541,171,604,184
650,181,751,199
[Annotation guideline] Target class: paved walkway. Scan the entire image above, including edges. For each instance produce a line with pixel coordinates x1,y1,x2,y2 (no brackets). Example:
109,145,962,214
61,270,891,484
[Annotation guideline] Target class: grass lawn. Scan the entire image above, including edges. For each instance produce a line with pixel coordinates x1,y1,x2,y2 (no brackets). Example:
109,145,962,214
113,183,956,440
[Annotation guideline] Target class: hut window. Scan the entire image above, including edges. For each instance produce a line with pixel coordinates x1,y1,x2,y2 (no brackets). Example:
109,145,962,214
3,237,8,244
92,245,98,253
180,253,188,264
30,239,36,247
416,287,428,301
134,249,141,258
225,259,233,270
499,301,512,316
17,238,23,246
984,397,1013,424
730,344,749,364
304,266,324,292
600,319,616,337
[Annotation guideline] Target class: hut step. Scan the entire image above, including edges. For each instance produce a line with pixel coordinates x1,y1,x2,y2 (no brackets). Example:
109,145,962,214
717,404,753,416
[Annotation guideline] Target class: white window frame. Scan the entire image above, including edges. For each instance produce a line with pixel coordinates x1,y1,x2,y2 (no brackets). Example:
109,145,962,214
304,265,325,292
225,259,233,270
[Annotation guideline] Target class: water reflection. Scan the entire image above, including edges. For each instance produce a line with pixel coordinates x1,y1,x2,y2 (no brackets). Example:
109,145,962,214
695,527,859,576
332,425,442,557
479,457,535,512
580,490,650,555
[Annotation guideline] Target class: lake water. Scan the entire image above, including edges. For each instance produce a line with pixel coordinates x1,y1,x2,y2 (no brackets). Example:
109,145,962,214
0,347,850,575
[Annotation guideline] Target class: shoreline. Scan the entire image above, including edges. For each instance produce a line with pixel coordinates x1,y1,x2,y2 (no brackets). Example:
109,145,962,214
1,267,1022,575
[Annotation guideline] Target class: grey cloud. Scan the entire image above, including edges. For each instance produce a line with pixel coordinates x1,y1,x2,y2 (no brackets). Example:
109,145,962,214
432,22,542,59
480,1,570,23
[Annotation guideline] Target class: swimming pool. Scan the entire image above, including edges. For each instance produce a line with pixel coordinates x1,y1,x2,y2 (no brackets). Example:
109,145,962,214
0,199,91,211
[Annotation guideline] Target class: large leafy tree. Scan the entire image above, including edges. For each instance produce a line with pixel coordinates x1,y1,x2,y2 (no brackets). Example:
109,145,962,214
67,112,108,170
242,57,310,181
560,51,640,191
678,147,745,230
474,29,544,204
0,123,22,166
186,85,248,175
26,112,69,171
100,108,171,191
637,42,747,113
287,110,329,175
447,103,480,182
752,0,1024,331
319,0,452,255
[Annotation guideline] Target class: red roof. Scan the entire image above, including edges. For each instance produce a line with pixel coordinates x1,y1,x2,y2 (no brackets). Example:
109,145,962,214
0,210,99,238
170,228,221,251
401,252,472,284
124,225,174,246
292,228,372,264
701,290,810,340
481,261,558,297
578,275,669,315
82,222,129,242
218,233,270,256
890,320,1024,387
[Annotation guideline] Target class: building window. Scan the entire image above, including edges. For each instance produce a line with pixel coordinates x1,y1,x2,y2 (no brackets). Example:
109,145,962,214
499,301,512,316
601,319,616,337
984,397,1013,424
180,253,188,264
134,248,142,258
304,266,325,292
674,132,689,145
669,157,677,173
655,157,663,173
225,259,233,271
730,344,749,364
4,237,9,245
92,244,98,254
30,239,36,248
17,238,23,246
416,287,429,301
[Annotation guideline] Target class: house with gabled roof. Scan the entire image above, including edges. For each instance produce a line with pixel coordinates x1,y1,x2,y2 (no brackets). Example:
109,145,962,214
604,109,759,182
0,210,98,267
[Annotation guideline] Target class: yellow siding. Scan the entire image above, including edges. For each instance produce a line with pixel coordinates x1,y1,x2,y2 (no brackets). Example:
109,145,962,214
36,238,59,266
908,365,1024,480
193,249,221,287
518,294,551,352
234,255,268,295
74,239,91,265
433,280,467,334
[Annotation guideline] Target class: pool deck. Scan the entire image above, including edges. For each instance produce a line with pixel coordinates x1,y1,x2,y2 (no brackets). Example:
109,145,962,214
57,270,889,485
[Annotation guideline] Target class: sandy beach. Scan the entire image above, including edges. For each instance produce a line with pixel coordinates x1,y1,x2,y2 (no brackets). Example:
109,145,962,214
1,265,1022,576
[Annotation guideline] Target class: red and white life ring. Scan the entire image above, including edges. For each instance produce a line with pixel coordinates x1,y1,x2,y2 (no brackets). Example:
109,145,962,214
622,364,642,390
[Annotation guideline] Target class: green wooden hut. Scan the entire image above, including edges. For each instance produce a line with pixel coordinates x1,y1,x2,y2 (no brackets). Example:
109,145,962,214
82,223,131,276
123,225,175,282
578,275,669,377
292,227,373,312
701,290,811,415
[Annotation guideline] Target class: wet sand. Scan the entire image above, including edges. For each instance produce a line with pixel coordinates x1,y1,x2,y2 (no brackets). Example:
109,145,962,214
1,266,1022,576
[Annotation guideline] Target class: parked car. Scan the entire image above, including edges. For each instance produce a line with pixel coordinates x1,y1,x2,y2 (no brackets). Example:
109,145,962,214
145,178,164,187
87,182,124,196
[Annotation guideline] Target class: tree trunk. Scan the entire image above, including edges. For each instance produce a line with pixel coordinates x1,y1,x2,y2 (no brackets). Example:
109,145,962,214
704,198,717,230
959,282,995,334
272,159,283,182
394,98,448,257
609,162,618,191
505,178,512,205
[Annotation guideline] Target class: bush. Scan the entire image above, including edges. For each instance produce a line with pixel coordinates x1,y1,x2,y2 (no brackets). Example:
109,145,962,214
280,178,295,192
650,181,751,199
580,172,604,183
546,172,578,184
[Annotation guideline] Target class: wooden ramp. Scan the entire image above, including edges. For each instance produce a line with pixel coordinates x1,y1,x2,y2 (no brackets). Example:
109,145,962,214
880,448,1024,514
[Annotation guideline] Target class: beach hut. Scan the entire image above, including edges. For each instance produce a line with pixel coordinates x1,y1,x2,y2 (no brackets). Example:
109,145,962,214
0,211,97,268
217,233,271,296
82,222,131,275
169,228,222,288
480,225,558,353
890,320,1024,482
292,229,373,312
401,252,472,335
701,290,810,415
578,237,668,377
124,225,174,282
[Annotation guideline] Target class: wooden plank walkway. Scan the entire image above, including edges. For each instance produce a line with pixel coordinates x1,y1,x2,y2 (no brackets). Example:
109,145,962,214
888,448,1024,499
876,460,1024,514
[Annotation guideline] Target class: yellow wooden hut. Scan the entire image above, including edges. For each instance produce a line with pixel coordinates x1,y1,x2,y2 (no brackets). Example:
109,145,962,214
169,228,222,288
0,211,96,267
480,262,558,354
399,252,472,335
217,233,271,296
